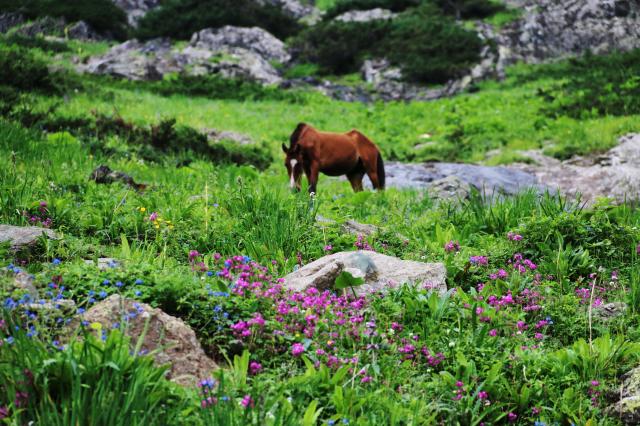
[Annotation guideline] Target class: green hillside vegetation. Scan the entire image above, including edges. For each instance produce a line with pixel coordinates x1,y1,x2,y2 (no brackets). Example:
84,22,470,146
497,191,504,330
1,12,640,425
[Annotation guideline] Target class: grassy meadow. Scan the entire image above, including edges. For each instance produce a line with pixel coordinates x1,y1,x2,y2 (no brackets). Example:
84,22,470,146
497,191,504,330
1,28,640,426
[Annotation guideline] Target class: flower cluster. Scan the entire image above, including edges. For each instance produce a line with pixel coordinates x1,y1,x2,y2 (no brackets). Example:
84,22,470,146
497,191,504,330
23,201,52,228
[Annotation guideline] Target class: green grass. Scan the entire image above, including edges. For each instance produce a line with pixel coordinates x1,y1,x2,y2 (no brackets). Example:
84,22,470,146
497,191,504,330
2,38,640,426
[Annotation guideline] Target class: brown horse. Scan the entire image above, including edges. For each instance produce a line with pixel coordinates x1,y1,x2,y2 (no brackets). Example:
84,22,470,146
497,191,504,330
282,123,385,194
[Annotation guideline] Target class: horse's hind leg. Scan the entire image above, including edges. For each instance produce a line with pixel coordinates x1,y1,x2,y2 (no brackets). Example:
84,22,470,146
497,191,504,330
347,172,365,192
363,157,381,190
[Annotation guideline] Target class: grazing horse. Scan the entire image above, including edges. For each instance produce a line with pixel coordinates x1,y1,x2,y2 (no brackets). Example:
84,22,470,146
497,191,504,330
282,123,385,194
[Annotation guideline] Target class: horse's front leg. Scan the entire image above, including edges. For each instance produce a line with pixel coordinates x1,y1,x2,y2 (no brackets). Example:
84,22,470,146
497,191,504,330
306,162,320,195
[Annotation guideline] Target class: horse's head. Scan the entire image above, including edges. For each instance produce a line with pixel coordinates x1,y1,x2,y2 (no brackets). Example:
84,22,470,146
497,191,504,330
282,143,303,191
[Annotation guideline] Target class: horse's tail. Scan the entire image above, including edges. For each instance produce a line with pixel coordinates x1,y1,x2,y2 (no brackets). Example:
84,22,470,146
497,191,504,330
377,151,386,190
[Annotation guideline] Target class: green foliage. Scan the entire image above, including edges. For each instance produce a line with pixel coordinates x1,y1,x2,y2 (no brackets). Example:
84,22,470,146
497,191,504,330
135,0,302,41
324,0,419,18
0,0,129,39
294,5,481,83
1,33,70,53
293,20,390,74
542,49,640,118
0,312,187,425
385,4,482,83
0,44,56,93
116,74,308,103
432,0,504,19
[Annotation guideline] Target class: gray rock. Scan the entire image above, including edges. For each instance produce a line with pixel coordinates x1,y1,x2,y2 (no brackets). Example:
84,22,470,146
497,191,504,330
342,220,379,236
501,0,640,64
90,165,147,190
514,133,640,205
256,0,321,21
13,272,38,299
66,20,102,40
376,161,540,197
82,27,288,85
203,128,255,145
334,8,396,23
283,250,446,295
27,299,76,313
84,258,121,270
594,301,627,320
428,176,472,202
609,365,640,424
81,38,181,80
0,225,58,251
0,12,24,33
190,26,290,64
111,0,161,26
14,16,66,37
77,295,218,386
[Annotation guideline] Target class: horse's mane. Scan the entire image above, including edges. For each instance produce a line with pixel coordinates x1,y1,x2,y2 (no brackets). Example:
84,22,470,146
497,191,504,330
289,122,308,148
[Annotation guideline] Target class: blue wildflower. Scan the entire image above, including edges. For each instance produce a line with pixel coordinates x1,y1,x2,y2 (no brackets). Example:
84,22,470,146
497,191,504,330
115,281,123,288
135,279,144,285
52,258,61,265
102,279,110,285
99,291,107,298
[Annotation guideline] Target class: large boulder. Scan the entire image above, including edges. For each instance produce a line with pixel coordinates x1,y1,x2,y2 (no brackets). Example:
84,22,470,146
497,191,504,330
515,133,640,205
609,365,640,424
0,224,58,251
501,0,640,63
334,8,396,23
283,251,447,295
78,295,217,386
81,38,183,80
81,26,288,85
111,0,161,26
189,26,290,64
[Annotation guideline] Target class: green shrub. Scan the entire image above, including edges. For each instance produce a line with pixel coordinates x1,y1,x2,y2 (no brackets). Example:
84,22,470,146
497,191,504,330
432,0,504,19
293,4,481,83
0,0,129,39
385,4,482,83
324,0,419,18
0,44,54,93
292,20,390,74
0,34,70,52
116,74,308,103
541,49,640,118
136,0,302,41
41,113,274,170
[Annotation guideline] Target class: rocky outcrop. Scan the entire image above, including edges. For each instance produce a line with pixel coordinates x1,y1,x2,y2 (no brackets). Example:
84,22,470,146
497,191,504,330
427,176,472,202
81,26,289,85
66,20,103,40
501,0,640,64
14,16,67,38
256,0,322,22
378,161,540,196
609,365,640,424
515,133,640,205
189,26,290,64
342,220,379,236
0,12,24,33
0,225,58,251
90,165,148,190
203,128,255,145
334,8,396,23
111,0,161,26
79,295,218,386
283,250,447,295
375,133,640,205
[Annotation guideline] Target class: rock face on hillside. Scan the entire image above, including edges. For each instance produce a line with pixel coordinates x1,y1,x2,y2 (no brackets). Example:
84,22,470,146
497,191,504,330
0,225,58,251
609,365,640,424
501,0,640,63
256,0,321,21
0,12,24,33
515,133,640,204
81,26,288,84
111,0,161,26
334,8,396,22
283,251,447,295
377,133,640,205
79,295,218,386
